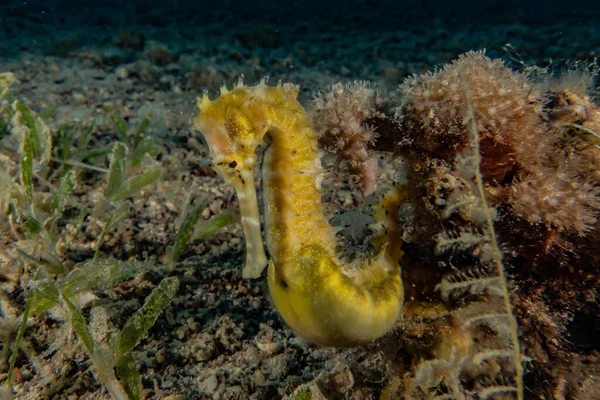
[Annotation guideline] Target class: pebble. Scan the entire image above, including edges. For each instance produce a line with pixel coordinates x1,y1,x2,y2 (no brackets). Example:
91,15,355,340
199,374,219,394
115,66,129,79
256,340,280,355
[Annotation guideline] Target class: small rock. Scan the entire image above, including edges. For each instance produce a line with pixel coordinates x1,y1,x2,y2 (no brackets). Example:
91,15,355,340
185,66,220,92
256,340,280,355
144,44,174,66
252,370,266,386
261,354,289,380
198,374,218,394
135,61,158,83
115,66,129,79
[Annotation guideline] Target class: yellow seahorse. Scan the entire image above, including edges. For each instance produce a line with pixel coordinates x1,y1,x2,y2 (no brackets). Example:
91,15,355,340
193,80,404,346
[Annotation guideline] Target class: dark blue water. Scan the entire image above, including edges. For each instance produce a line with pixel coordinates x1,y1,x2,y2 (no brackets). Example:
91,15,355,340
2,0,599,72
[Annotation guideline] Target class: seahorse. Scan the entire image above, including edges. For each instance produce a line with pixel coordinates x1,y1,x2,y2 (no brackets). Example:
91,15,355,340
193,80,404,346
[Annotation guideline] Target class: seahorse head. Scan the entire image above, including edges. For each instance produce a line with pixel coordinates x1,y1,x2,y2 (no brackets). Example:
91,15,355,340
194,86,263,179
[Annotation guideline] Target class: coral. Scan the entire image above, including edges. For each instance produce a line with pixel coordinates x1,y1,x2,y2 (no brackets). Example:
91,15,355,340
394,52,600,400
408,301,526,399
407,75,525,400
508,160,600,234
399,51,600,240
508,70,600,235
194,80,405,346
400,50,543,183
313,81,382,196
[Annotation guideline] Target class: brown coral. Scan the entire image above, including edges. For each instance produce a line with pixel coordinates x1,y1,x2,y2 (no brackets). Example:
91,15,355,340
510,71,600,235
509,160,600,234
400,50,543,183
313,81,381,196
400,51,600,236
393,53,600,399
